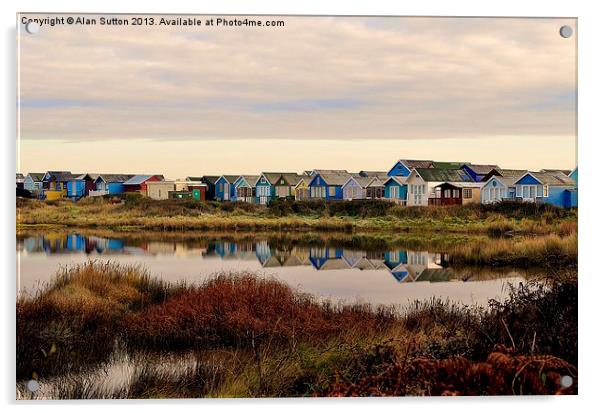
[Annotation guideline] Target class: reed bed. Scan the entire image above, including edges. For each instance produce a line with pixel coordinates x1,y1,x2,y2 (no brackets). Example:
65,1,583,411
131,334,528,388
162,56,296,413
449,233,577,267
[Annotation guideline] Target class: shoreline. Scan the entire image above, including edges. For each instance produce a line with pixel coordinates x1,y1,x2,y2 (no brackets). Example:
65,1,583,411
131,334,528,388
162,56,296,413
16,197,578,236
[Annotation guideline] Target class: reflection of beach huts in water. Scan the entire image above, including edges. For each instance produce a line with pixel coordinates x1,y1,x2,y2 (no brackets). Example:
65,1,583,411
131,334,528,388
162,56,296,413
414,268,457,282
87,236,125,253
204,240,257,260
342,249,365,267
384,250,410,282
22,234,126,255
379,250,448,283
207,241,237,258
255,241,272,265
66,234,86,251
145,241,176,255
405,251,447,282
23,236,45,253
309,246,348,270
284,247,311,267
174,243,207,257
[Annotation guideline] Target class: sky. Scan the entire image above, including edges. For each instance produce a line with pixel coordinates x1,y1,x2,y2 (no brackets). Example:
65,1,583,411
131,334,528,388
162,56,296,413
17,15,577,179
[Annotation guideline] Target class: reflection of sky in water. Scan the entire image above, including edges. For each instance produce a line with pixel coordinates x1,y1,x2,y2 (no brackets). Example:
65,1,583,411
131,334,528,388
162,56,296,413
17,234,528,307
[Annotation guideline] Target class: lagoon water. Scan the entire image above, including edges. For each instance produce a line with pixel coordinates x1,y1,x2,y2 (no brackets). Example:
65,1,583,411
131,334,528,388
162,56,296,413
17,232,529,307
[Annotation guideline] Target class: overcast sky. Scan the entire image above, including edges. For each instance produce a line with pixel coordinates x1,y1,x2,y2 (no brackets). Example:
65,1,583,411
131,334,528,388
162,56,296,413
18,15,577,178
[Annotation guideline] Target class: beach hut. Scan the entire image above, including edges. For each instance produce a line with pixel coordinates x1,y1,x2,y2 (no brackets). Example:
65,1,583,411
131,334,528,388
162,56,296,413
480,169,528,204
16,173,25,190
384,176,408,204
233,175,259,203
200,176,220,201
308,170,352,200
514,171,576,207
67,173,99,199
42,171,74,199
214,175,239,201
255,172,304,204
23,172,45,197
403,169,428,206
294,176,312,201
146,181,175,200
366,177,386,199
342,176,374,200
413,167,474,201
91,174,134,196
432,182,483,206
123,175,164,195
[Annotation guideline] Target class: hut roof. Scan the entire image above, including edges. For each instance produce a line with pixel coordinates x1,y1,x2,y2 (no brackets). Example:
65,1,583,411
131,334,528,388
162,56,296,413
385,176,409,186
359,170,388,178
463,164,501,174
123,175,162,185
398,160,434,169
540,169,571,176
201,176,221,185
238,175,260,186
431,161,467,170
414,168,473,182
96,174,135,183
260,172,303,186
311,169,349,176
27,172,45,181
314,171,354,186
520,171,576,186
218,175,241,184
45,171,74,181
345,176,375,188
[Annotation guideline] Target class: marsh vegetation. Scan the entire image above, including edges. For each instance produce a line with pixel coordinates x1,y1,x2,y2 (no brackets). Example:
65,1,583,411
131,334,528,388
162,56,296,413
17,196,577,236
17,262,577,398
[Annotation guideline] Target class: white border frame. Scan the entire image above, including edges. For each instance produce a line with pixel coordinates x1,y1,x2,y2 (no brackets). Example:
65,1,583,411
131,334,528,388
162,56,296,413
3,1,600,412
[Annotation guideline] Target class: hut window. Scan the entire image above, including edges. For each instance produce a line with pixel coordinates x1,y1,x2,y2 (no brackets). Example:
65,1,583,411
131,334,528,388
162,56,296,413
329,187,336,197
453,189,460,198
543,185,549,197
260,177,266,184
443,189,451,198
463,189,472,199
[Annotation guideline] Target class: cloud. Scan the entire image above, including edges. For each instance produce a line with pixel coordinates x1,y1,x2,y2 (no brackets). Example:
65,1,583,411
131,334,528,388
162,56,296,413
18,15,576,142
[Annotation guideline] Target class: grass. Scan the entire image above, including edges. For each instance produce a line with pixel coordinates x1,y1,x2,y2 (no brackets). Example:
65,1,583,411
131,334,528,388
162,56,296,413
448,233,577,268
17,262,577,398
16,196,577,235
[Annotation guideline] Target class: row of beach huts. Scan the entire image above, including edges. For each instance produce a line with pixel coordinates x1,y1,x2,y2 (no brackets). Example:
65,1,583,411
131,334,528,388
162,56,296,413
15,159,578,208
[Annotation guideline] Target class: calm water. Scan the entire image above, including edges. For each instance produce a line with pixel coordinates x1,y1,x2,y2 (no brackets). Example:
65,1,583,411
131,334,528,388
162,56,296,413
17,232,530,307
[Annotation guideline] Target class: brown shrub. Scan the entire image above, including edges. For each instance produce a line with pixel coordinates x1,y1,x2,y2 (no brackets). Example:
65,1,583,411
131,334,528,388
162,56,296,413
123,273,397,350
323,344,577,396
